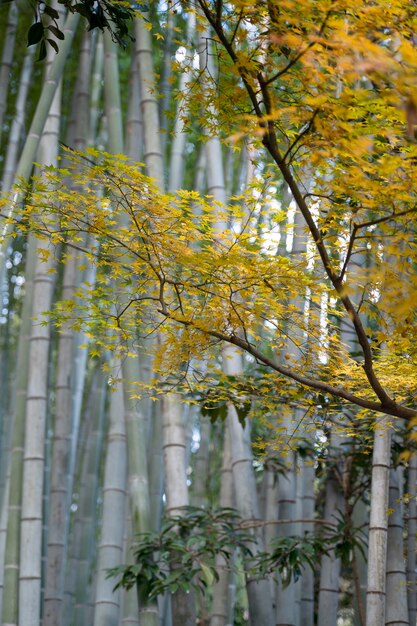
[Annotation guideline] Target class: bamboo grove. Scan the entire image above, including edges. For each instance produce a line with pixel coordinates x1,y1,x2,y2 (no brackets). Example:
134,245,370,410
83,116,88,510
0,1,417,625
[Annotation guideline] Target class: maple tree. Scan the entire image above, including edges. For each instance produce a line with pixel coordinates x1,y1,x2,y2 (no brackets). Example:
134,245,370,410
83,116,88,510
2,1,417,624
9,0,417,422
13,129,417,421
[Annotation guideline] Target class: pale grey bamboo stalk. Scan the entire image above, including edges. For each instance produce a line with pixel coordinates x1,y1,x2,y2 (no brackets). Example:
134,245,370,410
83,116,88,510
125,46,143,160
64,31,94,506
352,497,368,626
0,289,13,504
67,370,106,626
134,15,164,188
407,453,417,626
93,376,127,626
121,513,139,626
300,457,315,626
103,30,159,625
89,33,104,146
161,392,196,626
317,434,344,626
159,5,173,160
193,147,207,194
136,13,192,624
385,467,409,626
134,8,165,425
1,236,37,626
0,2,18,150
18,43,62,622
191,419,210,507
1,45,35,194
148,399,164,527
210,424,236,626
168,12,194,193
122,357,159,626
366,419,392,626
275,450,297,626
156,411,180,489
43,250,77,626
263,463,279,618
42,344,55,614
65,30,92,151
44,25,93,625
18,250,56,625
0,262,19,614
264,464,279,547
103,31,124,153
0,464,10,616
134,5,168,537
222,347,273,626
276,206,308,626
122,587,140,626
227,400,274,626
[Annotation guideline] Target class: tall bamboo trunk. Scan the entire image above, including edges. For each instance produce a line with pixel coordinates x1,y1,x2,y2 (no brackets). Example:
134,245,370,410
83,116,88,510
366,420,391,625
407,453,417,626
18,42,62,623
63,369,106,626
210,424,236,626
0,2,18,151
93,375,127,626
1,236,37,626
162,392,197,626
1,46,35,194
385,467,409,626
43,31,92,626
317,431,344,626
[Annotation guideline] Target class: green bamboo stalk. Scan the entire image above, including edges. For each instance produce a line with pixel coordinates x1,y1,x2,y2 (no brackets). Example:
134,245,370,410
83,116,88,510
366,421,392,626
407,453,417,626
210,424,236,626
65,369,106,626
125,45,143,161
385,467,409,625
18,64,61,624
1,45,35,194
103,31,124,154
88,32,104,146
103,34,158,622
43,32,92,624
0,2,18,151
134,15,164,188
1,235,37,626
93,374,127,626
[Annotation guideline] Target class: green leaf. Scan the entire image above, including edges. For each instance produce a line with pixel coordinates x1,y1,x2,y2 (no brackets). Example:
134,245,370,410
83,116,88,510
37,40,47,62
46,38,59,54
43,5,60,19
48,24,65,40
200,562,215,587
28,22,44,47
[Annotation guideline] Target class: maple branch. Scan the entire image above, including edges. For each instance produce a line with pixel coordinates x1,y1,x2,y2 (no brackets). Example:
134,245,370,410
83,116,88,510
339,206,417,283
262,7,334,86
355,206,417,231
193,1,413,417
157,310,417,420
339,222,359,283
263,137,396,408
282,109,319,163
